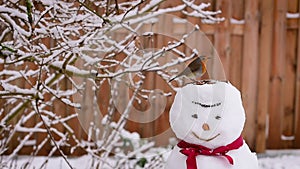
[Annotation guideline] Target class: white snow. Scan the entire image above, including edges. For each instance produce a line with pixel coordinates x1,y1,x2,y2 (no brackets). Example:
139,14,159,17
139,0,163,13
259,155,300,169
51,61,90,76
258,150,300,169
230,18,245,24
172,17,188,24
281,134,295,141
15,126,47,133
0,6,28,21
1,150,300,169
286,12,300,19
23,139,37,146
0,81,36,95
142,32,154,36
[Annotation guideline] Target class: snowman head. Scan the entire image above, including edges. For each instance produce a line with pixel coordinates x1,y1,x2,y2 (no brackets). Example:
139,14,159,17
170,81,245,148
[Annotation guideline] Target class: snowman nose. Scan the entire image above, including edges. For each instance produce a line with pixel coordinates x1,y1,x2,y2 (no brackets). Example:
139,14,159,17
202,123,210,131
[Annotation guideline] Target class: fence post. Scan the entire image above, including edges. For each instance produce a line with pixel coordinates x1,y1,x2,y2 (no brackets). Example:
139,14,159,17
241,0,259,149
214,0,232,76
294,0,300,149
282,0,299,149
255,0,274,153
268,0,287,149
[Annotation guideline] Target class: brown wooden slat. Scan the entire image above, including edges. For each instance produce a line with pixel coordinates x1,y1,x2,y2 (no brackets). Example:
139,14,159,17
231,0,244,20
281,0,298,149
214,0,231,76
199,24,244,35
267,0,287,149
282,29,297,148
241,0,259,150
294,0,300,149
255,0,274,153
228,0,244,90
287,18,299,29
230,24,244,35
229,35,243,89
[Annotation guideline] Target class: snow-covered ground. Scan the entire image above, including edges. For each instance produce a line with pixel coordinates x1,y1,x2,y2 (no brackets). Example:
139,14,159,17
258,149,300,169
2,150,300,169
259,155,300,169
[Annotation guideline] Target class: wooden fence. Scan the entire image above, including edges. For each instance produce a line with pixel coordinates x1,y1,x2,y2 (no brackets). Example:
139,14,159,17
181,0,300,152
166,0,300,153
1,0,300,155
132,0,300,153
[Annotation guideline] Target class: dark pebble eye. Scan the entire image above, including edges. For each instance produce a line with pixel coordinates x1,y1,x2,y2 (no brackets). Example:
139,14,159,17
192,114,198,119
215,115,221,120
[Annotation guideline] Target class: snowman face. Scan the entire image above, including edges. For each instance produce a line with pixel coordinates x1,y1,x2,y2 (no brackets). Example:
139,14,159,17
170,81,245,148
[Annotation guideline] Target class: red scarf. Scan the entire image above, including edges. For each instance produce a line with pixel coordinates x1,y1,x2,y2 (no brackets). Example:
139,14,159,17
177,136,243,169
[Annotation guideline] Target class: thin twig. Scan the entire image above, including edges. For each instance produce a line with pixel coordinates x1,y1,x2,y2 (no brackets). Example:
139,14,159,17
76,0,112,25
121,0,145,22
114,0,119,14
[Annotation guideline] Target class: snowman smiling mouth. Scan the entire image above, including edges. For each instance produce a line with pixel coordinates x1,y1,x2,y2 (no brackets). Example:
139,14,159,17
192,132,220,142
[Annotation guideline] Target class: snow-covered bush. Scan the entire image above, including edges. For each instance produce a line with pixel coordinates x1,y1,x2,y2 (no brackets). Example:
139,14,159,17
0,0,223,168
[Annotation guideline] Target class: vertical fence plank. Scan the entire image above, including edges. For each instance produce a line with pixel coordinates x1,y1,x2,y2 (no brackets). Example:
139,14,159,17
282,29,297,148
214,0,231,78
255,0,273,153
294,0,300,149
268,0,287,149
241,0,259,149
229,0,244,89
229,35,243,89
282,0,298,149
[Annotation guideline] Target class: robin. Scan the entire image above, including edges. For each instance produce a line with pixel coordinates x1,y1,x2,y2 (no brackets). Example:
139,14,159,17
169,56,209,82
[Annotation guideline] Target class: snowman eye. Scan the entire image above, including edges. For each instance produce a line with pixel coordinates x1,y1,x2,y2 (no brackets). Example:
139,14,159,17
215,115,221,120
191,114,198,119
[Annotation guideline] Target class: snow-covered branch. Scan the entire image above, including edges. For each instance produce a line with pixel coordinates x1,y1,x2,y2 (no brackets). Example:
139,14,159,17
0,0,222,168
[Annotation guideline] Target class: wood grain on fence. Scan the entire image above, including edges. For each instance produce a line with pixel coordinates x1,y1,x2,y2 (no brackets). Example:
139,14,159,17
241,0,259,148
256,0,273,153
295,0,300,149
268,0,287,149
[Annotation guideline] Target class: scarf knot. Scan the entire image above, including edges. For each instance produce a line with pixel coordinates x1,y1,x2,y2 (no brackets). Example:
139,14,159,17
177,135,243,169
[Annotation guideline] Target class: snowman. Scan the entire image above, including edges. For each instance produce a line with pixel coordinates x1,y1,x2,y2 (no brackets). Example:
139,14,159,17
165,80,259,169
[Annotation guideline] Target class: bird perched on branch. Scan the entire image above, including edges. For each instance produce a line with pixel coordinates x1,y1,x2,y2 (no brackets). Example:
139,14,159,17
169,56,209,82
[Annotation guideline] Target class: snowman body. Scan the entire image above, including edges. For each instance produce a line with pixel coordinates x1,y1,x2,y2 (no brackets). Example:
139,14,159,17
165,81,259,169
